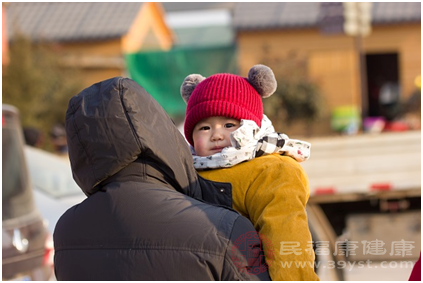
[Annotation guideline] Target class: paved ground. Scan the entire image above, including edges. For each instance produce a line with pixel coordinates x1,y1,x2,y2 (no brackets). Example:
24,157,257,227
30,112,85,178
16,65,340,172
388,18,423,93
316,259,416,281
343,260,415,281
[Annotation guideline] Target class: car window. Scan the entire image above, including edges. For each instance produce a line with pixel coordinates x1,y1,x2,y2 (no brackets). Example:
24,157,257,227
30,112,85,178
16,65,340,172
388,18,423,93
2,106,36,220
24,146,82,198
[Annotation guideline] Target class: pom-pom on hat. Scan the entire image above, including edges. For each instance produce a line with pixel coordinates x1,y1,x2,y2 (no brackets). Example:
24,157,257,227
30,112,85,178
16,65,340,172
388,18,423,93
181,64,277,146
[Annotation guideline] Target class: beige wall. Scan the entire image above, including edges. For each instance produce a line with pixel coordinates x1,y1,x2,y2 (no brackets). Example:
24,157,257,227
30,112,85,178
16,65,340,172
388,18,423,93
53,3,174,88
58,39,124,88
64,39,122,56
237,23,421,119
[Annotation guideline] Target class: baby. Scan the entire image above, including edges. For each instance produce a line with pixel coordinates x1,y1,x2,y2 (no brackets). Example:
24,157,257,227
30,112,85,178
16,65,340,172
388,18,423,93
181,64,319,281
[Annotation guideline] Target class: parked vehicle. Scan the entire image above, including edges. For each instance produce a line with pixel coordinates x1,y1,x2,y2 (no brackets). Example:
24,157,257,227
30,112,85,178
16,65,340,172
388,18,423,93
23,145,86,281
2,104,53,280
302,131,421,281
24,145,86,235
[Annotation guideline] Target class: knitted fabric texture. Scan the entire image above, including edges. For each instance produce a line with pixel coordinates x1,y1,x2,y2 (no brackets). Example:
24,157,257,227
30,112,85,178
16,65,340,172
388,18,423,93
184,73,263,146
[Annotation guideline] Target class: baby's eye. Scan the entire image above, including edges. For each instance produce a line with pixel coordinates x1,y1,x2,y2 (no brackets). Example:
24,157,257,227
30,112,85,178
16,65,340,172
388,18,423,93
225,123,237,128
199,126,210,131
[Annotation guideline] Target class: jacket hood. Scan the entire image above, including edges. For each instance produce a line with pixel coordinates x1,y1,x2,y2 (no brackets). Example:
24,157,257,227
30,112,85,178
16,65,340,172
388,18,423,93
66,77,201,197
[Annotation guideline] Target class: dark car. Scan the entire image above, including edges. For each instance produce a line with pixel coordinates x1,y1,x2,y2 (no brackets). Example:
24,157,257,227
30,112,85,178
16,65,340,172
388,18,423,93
2,104,53,280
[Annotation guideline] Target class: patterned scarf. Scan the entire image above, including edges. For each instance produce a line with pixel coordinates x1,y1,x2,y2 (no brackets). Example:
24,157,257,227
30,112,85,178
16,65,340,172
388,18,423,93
191,115,311,170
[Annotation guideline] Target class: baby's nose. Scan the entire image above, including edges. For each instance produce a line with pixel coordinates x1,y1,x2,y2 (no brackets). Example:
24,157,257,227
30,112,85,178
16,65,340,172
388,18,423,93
211,130,224,141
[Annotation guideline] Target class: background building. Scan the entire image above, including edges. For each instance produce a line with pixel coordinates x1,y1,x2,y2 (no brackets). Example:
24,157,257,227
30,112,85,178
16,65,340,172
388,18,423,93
4,2,421,135
232,2,420,135
6,2,173,86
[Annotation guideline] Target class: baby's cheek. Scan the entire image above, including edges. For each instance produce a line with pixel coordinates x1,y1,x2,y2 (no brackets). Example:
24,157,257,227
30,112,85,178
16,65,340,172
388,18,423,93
193,139,207,155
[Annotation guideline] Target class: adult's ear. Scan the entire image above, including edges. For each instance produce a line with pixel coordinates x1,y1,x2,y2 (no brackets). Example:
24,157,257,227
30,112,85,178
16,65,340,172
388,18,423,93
180,74,206,103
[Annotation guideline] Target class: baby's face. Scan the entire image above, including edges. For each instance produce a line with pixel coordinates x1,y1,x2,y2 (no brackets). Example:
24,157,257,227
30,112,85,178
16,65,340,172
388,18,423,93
192,116,241,156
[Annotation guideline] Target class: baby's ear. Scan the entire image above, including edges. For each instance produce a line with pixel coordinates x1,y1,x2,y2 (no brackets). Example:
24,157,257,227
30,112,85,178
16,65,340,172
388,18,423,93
181,74,205,104
248,64,277,98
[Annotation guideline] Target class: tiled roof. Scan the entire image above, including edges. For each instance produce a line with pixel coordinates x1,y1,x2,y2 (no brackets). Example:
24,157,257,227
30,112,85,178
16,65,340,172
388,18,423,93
6,2,143,42
6,2,420,42
372,2,421,23
233,2,421,30
162,2,235,13
233,2,320,30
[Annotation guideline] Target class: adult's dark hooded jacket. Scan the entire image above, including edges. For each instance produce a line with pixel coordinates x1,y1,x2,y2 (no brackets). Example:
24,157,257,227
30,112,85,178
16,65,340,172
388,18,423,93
53,77,270,281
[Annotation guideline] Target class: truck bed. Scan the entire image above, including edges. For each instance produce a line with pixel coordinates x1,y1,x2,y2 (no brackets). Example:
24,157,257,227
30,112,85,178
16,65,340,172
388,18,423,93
301,130,421,199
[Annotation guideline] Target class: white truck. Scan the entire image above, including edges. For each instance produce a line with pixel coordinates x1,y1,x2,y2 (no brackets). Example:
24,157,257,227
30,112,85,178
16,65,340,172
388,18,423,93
301,130,421,281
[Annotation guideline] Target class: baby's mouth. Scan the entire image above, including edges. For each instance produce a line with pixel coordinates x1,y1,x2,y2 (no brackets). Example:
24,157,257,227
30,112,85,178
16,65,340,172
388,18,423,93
211,146,224,152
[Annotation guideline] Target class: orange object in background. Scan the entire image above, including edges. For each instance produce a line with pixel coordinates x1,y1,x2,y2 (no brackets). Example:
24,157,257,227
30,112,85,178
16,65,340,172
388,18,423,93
2,4,9,66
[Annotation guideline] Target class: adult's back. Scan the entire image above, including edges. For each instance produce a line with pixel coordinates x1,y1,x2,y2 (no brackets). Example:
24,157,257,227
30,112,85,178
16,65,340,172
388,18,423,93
53,77,270,280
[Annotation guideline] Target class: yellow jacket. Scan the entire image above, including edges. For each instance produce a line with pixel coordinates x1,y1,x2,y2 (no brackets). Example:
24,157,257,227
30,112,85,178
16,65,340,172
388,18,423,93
199,154,319,281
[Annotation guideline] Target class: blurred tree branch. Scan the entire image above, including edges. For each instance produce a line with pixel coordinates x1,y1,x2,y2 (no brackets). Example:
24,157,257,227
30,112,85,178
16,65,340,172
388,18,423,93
260,47,326,136
3,33,84,152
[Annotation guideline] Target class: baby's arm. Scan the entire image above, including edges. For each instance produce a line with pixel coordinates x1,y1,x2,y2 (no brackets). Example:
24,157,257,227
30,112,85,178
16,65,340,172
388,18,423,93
245,155,319,281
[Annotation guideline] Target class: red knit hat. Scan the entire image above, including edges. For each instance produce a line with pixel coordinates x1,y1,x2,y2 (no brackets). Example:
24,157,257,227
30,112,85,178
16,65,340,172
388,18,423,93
181,64,277,146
